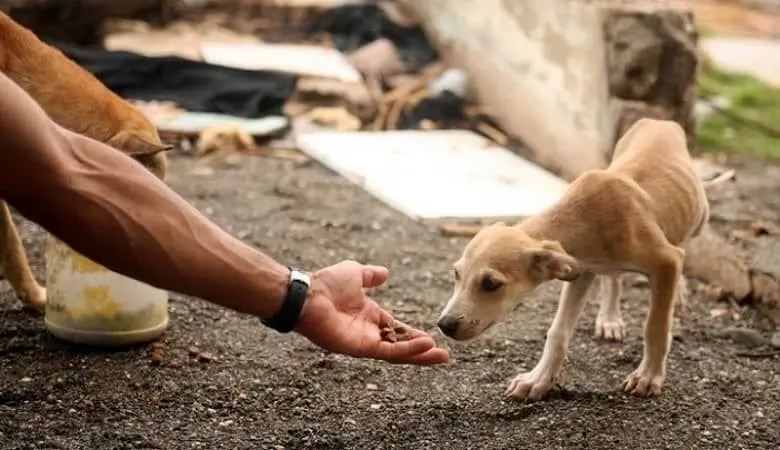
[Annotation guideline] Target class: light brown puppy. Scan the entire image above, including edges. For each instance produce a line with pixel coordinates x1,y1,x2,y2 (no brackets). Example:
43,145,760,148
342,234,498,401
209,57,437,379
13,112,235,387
0,11,172,312
437,118,722,400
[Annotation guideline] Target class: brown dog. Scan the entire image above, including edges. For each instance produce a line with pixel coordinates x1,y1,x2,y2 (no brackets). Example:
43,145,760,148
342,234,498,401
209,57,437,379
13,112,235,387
437,118,728,400
0,11,172,312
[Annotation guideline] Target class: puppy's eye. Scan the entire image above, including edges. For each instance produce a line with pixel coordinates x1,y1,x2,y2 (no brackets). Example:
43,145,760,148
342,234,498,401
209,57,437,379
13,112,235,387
453,268,460,281
481,275,503,292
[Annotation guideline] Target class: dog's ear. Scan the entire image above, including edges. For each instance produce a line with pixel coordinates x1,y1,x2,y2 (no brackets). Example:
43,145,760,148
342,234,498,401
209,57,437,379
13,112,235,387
110,132,174,157
529,243,582,281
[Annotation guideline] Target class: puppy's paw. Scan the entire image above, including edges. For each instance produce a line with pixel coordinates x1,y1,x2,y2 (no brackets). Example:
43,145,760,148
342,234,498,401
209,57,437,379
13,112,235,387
595,316,625,342
20,286,47,314
623,366,664,397
505,368,556,401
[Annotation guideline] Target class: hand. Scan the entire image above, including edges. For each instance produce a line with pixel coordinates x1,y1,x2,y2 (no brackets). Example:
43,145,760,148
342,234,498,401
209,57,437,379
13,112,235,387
295,260,450,365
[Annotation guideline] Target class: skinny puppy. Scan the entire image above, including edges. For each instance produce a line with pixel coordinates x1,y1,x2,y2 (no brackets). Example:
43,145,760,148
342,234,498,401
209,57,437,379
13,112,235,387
437,118,719,400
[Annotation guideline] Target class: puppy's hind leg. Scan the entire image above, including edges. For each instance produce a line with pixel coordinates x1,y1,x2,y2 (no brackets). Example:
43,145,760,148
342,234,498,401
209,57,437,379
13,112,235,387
624,242,685,398
506,271,596,401
594,274,626,342
0,201,46,312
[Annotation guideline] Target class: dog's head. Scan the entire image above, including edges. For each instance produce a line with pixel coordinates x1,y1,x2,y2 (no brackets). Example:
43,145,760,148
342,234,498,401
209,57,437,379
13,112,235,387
437,222,583,341
107,108,173,180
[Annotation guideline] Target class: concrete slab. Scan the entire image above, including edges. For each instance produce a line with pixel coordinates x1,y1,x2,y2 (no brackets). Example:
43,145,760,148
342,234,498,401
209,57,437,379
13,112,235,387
199,43,363,83
295,130,569,221
155,112,289,137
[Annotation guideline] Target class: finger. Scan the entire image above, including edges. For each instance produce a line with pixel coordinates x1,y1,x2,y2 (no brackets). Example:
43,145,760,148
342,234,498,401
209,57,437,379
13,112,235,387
389,347,451,365
365,335,435,362
362,265,389,289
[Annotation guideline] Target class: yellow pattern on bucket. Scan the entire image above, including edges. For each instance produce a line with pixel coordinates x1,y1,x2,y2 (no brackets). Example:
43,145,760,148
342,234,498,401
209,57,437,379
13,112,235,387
70,253,107,274
67,285,122,320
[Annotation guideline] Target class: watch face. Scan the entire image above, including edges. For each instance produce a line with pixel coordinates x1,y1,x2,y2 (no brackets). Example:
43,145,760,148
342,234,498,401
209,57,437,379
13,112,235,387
290,269,311,286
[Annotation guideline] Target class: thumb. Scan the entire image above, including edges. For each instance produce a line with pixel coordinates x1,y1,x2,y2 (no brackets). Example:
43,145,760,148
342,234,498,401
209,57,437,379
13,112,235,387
362,265,389,288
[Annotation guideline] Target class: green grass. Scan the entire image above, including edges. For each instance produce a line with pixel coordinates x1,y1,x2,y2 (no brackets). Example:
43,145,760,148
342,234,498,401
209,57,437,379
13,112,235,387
696,61,780,160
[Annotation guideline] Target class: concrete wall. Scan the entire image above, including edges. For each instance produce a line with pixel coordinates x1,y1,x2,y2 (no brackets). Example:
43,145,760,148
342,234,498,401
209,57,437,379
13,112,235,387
400,0,615,181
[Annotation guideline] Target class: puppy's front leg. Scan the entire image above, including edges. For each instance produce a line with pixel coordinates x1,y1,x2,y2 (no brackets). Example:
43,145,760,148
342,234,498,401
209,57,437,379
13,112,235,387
624,245,685,397
594,274,625,341
506,271,595,401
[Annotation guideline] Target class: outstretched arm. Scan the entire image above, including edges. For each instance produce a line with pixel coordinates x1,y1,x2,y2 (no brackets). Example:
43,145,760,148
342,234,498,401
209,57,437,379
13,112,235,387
0,72,449,365
0,71,289,320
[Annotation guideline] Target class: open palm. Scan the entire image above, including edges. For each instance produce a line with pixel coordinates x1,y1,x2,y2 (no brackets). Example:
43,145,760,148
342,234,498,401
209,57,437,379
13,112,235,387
295,260,450,365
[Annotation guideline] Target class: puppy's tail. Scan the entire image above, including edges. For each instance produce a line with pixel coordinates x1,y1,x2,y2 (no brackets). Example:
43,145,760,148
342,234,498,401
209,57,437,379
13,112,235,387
701,169,736,189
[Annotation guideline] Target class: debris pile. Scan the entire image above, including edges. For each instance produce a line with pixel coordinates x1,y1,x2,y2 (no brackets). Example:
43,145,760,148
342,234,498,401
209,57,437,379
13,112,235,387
86,1,504,145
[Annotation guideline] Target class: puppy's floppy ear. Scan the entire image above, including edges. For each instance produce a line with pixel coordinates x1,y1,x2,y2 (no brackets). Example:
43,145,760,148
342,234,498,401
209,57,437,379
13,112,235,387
529,241,582,281
110,131,174,157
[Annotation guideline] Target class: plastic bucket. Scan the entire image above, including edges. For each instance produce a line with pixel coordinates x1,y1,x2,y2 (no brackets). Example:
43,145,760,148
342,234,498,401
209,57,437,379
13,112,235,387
44,235,169,347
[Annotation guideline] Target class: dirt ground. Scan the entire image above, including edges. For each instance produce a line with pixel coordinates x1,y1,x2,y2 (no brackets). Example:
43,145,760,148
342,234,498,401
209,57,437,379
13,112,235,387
1,151,778,450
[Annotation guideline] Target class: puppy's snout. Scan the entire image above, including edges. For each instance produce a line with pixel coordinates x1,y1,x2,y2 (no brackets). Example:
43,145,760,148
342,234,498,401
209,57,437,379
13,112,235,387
437,316,460,338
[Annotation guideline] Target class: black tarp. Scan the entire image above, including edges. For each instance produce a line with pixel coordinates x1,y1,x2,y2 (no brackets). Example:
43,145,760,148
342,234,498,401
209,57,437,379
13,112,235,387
50,41,298,119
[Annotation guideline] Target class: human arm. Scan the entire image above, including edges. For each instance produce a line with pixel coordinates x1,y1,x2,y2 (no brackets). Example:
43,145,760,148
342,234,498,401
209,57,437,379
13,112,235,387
0,72,448,365
0,69,290,320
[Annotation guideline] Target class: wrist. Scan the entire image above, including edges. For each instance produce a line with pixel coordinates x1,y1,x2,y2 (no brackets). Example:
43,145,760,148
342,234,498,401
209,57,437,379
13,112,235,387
293,274,328,334
261,266,314,333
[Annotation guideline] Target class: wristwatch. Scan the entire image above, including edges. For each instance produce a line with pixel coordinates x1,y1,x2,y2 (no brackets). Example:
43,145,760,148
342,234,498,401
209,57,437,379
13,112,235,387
261,267,311,333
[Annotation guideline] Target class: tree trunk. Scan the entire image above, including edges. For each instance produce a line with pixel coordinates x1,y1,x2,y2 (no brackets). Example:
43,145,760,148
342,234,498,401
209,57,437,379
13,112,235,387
602,6,700,155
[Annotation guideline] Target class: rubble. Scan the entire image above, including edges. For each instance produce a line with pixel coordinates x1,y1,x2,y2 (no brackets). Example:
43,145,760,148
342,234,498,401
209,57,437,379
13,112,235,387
346,38,406,80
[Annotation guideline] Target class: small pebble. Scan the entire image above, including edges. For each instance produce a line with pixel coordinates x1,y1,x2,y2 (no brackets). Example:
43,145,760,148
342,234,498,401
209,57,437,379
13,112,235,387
366,383,378,391
369,403,382,410
218,420,234,427
151,344,165,366
719,327,769,348
20,377,32,383
197,352,216,362
771,331,780,349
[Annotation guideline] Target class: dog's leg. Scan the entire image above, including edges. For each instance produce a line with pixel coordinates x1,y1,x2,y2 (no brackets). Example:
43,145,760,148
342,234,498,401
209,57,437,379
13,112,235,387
623,244,685,397
676,273,689,311
594,274,625,342
506,271,596,401
0,201,46,312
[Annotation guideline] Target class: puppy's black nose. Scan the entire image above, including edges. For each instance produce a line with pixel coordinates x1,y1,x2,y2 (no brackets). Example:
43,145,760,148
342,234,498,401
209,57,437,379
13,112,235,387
437,316,460,337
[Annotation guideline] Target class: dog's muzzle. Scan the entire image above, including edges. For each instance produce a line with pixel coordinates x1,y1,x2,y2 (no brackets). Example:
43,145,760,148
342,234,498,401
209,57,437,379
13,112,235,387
437,316,460,338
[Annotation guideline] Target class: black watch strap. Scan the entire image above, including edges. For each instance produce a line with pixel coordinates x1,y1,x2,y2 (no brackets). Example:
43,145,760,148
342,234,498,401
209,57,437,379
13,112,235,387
262,267,311,333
